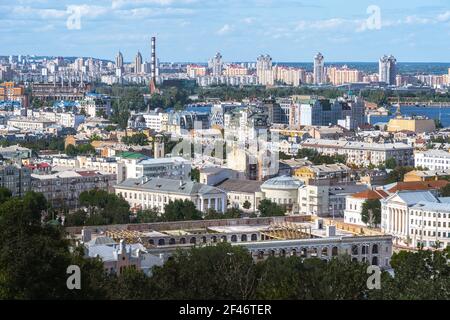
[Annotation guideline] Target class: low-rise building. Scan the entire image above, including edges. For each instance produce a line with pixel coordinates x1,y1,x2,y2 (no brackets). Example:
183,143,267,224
67,216,393,268
414,149,450,171
115,177,227,214
381,191,450,249
80,93,111,118
7,117,56,132
0,145,32,160
121,156,191,181
301,138,414,167
404,169,450,182
261,176,304,214
31,169,116,209
344,189,389,226
0,163,31,196
294,163,352,185
387,116,436,133
216,179,264,212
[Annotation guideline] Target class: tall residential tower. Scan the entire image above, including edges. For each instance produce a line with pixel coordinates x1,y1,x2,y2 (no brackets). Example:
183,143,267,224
313,52,325,85
379,55,397,85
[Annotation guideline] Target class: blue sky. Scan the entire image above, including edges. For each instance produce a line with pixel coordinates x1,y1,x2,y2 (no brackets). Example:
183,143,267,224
1,0,450,62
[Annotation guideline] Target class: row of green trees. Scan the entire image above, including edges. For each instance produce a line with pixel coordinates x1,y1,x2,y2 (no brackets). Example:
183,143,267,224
0,136,65,153
64,191,287,227
296,148,347,165
65,143,96,157
121,133,149,146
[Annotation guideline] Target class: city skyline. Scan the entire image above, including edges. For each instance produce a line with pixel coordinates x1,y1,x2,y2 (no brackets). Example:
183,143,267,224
2,0,450,62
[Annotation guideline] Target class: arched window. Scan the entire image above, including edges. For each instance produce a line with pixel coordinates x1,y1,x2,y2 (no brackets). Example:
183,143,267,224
321,247,328,257
311,248,318,258
351,245,359,255
372,256,378,266
251,234,257,241
241,234,248,242
332,246,338,256
269,250,276,257
202,236,207,244
300,248,307,258
211,236,217,243
221,235,227,242
372,244,379,254
180,238,186,244
280,249,286,257
362,245,369,255
148,239,154,245
169,238,175,245
231,235,237,242
190,237,196,244
291,249,297,256
158,239,165,246
352,257,358,263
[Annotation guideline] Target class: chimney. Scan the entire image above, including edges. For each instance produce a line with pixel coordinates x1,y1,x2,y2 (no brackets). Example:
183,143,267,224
118,239,126,255
81,228,91,243
326,225,336,237
316,219,324,230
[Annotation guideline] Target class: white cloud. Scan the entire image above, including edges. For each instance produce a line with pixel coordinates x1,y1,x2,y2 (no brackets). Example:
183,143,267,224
296,18,361,32
12,6,67,19
437,11,450,22
111,0,198,9
242,17,255,24
217,24,233,35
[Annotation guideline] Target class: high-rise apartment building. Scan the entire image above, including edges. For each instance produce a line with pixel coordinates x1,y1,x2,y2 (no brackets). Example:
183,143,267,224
327,66,362,86
273,66,305,86
115,51,124,69
134,51,143,74
379,55,397,85
209,52,223,76
256,55,274,86
313,52,325,85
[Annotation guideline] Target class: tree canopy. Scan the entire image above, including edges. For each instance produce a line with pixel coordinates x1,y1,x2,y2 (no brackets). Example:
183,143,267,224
258,199,285,217
361,199,382,227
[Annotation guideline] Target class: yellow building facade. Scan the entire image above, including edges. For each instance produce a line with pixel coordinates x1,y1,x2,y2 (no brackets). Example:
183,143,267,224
387,117,436,133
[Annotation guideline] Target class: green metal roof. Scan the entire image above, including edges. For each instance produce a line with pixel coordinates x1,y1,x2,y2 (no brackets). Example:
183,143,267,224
117,151,147,159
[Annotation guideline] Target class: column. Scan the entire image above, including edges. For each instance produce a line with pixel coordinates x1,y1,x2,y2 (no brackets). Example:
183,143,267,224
214,198,219,211
207,198,211,210
199,197,204,212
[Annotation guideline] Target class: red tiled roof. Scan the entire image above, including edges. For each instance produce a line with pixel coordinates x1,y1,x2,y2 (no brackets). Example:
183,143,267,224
352,189,389,200
388,180,449,193
77,171,100,177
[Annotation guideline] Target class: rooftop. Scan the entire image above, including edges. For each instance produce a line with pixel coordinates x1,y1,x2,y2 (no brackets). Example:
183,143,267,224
351,189,389,200
216,179,263,193
115,177,225,196
261,175,304,190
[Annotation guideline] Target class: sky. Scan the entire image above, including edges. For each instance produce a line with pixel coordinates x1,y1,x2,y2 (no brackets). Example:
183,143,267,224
2,0,450,62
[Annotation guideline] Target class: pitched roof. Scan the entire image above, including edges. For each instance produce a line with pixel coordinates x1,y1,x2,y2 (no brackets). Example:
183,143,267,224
216,179,263,193
115,177,225,196
352,189,389,200
387,180,449,193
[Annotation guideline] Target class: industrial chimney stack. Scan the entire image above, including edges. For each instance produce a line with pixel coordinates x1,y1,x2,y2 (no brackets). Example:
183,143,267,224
150,36,157,94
